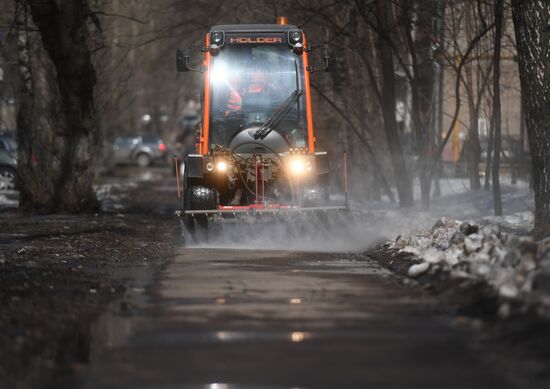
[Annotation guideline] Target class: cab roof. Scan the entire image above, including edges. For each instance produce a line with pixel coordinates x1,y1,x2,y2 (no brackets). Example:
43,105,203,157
210,24,298,33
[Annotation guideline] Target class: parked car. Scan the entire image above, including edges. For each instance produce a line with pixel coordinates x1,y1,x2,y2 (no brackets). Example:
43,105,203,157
0,132,17,190
111,135,169,167
0,131,17,154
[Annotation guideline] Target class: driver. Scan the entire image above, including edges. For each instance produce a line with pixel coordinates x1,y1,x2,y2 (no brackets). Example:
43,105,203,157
225,69,269,115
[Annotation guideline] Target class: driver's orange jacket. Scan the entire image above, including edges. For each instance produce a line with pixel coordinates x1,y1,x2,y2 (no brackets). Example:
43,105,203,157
226,72,267,112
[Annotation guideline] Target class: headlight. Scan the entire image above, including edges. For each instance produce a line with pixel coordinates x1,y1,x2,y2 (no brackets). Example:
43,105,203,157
216,161,227,172
289,159,305,175
288,30,303,45
206,162,214,172
210,31,224,46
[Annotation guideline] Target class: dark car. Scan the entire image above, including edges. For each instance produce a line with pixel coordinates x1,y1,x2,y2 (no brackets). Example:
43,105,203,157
0,132,17,190
111,135,169,167
0,132,17,154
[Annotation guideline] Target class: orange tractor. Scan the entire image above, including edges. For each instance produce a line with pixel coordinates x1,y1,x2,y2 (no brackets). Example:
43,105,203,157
175,19,347,237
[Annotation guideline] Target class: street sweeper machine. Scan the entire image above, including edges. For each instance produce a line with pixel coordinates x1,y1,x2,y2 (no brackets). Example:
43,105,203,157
175,18,348,238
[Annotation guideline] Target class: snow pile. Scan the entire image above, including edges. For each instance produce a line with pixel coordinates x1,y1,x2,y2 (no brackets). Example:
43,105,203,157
390,213,550,311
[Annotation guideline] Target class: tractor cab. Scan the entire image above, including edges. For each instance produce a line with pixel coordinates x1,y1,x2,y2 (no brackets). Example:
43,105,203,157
176,20,343,236
209,28,308,154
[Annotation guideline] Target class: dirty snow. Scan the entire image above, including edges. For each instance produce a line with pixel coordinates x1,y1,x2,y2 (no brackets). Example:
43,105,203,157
388,211,550,317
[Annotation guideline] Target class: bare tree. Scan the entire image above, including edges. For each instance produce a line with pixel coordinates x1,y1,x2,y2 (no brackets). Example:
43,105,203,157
491,0,503,215
400,0,437,208
511,0,550,238
373,0,415,207
16,0,100,212
461,0,493,191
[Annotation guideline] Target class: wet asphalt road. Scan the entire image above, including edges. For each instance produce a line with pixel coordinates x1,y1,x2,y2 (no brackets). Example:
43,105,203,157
77,168,513,388
81,247,512,389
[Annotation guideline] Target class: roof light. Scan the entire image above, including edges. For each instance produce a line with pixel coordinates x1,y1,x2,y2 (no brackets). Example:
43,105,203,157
276,16,288,25
289,30,302,44
210,31,224,46
288,30,304,54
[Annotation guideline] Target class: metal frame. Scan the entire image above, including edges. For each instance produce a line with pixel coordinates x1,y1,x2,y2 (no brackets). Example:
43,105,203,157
176,205,347,217
174,151,351,218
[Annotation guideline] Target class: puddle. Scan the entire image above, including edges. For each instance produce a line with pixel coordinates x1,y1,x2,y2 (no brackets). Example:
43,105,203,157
0,233,31,244
151,384,308,389
299,258,391,275
157,295,321,307
87,264,157,359
129,327,437,347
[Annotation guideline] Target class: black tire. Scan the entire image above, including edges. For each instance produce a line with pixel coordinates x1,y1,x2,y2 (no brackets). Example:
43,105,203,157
136,153,152,167
0,167,17,191
184,185,218,235
188,185,218,210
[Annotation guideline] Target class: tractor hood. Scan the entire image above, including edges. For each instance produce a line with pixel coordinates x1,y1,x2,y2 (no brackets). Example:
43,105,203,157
228,126,289,154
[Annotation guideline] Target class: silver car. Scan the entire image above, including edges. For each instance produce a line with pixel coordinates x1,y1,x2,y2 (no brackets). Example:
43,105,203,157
111,135,169,167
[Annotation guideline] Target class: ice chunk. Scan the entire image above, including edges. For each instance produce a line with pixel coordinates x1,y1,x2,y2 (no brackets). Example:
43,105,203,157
399,246,421,256
464,236,483,253
422,247,443,264
471,262,491,276
498,283,519,298
408,262,430,278
443,246,462,266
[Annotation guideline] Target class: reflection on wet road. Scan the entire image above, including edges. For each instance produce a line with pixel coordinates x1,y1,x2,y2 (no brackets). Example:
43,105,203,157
82,249,511,388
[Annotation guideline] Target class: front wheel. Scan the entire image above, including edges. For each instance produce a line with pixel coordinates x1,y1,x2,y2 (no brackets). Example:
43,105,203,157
136,153,152,167
184,185,218,239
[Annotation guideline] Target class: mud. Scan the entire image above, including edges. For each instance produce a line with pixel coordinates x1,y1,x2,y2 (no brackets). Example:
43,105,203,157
0,168,178,388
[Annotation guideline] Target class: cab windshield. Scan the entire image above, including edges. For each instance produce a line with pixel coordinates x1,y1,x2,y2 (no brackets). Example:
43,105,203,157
209,39,307,149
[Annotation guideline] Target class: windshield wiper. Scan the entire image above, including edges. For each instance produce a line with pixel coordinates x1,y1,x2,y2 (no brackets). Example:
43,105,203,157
253,89,302,140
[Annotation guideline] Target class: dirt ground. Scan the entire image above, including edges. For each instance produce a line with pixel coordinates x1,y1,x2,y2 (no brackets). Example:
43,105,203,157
0,168,179,388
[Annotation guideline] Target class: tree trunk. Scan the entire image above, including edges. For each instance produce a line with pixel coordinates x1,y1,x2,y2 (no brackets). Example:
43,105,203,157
464,65,482,191
432,0,445,198
511,0,550,238
491,0,503,216
409,0,436,209
376,0,414,207
518,91,526,181
19,0,100,212
15,0,40,208
484,93,494,191
466,122,482,190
